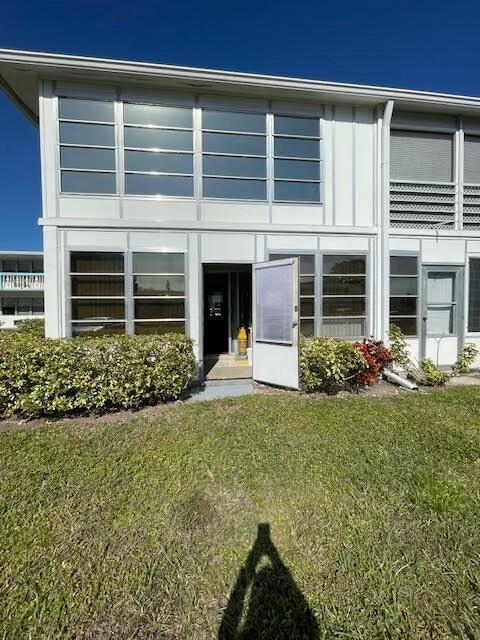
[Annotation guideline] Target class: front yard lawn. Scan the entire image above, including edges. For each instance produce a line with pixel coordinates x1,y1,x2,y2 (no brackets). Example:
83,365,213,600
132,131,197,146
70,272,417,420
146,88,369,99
1,388,480,638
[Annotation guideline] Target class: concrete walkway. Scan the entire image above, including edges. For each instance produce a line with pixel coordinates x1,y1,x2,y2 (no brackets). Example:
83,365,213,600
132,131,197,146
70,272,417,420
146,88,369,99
186,379,254,403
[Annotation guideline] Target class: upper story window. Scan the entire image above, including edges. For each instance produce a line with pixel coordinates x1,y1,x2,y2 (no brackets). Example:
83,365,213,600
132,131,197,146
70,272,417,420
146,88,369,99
202,110,267,200
123,103,194,197
57,96,323,203
390,130,453,183
273,115,321,202
464,136,480,185
58,98,117,194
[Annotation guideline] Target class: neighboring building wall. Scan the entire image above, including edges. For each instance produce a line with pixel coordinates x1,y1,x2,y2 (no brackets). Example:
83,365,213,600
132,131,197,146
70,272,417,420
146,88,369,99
0,253,44,329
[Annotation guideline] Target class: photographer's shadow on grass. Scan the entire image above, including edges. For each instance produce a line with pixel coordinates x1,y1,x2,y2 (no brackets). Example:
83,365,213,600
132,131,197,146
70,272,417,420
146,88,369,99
219,523,319,639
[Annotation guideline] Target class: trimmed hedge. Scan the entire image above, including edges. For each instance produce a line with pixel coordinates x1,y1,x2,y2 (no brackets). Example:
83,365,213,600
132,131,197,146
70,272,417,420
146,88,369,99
300,337,368,394
0,332,196,417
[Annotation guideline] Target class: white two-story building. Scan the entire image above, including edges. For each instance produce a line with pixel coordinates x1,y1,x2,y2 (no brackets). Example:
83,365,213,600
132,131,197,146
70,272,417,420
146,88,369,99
0,251,44,329
1,49,480,385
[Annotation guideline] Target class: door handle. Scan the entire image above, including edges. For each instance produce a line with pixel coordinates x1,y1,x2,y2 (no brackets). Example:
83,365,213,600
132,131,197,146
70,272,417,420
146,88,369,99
292,320,298,328
422,316,427,322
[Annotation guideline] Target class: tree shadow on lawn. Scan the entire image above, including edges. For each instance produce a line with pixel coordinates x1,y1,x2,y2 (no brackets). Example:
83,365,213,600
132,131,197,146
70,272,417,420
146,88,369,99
219,523,318,639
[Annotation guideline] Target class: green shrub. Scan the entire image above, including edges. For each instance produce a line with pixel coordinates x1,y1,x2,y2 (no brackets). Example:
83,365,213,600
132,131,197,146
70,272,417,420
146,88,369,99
419,358,452,386
0,333,196,417
452,343,479,375
15,318,45,337
300,337,367,394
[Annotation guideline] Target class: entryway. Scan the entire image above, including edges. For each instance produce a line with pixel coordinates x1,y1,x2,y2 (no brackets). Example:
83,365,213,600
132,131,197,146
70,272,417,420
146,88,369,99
203,264,252,380
421,265,464,366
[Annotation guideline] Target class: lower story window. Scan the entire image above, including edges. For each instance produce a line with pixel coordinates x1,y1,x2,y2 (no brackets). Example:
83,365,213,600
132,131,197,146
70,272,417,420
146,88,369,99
389,255,418,336
321,255,367,338
468,257,480,332
0,296,44,316
133,252,186,335
69,251,186,336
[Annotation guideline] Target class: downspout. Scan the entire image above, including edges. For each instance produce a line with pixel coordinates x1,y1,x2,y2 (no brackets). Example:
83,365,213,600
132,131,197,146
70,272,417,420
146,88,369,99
380,100,394,343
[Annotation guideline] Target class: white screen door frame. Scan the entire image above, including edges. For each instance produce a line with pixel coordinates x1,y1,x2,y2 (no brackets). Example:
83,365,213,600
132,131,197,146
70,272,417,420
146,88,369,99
421,265,464,365
252,257,300,389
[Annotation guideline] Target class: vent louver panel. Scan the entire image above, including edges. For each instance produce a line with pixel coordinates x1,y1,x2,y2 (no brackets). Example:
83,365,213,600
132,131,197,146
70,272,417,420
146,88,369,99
463,185,480,229
390,181,456,229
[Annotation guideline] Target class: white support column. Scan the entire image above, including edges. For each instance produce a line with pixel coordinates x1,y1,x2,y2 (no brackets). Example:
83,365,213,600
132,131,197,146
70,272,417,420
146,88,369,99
43,226,62,337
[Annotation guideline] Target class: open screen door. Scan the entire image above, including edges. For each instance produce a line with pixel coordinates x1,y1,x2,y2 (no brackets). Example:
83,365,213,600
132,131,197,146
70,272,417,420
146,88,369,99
252,257,300,389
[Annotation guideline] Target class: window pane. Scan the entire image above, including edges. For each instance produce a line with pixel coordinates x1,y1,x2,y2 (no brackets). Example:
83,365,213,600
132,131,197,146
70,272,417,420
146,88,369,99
134,321,185,335
203,155,266,178
59,98,114,122
71,252,124,274
125,174,193,196
321,318,366,338
255,263,293,344
203,110,265,133
72,300,125,320
59,122,115,146
323,298,366,316
275,159,320,180
300,276,314,296
203,178,266,200
390,255,418,276
124,104,192,128
274,137,319,159
60,147,116,170
31,298,44,313
134,275,185,296
203,132,266,155
275,181,320,202
71,275,124,297
17,260,31,272
300,298,315,317
390,317,417,335
390,277,418,296
323,255,366,275
61,171,116,194
275,116,319,137
124,127,193,151
2,260,17,272
427,272,455,304
32,259,43,273
135,299,185,319
17,299,31,313
133,253,184,274
300,319,315,336
323,276,366,296
72,322,125,336
125,150,193,174
427,306,453,335
468,258,480,332
390,297,417,316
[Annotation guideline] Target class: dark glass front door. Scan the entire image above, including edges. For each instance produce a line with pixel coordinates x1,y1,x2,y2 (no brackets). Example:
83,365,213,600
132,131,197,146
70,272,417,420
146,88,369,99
204,272,229,354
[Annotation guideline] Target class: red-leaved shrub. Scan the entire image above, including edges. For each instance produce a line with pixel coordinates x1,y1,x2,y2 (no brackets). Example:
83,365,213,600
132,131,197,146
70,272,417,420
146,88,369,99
352,339,392,386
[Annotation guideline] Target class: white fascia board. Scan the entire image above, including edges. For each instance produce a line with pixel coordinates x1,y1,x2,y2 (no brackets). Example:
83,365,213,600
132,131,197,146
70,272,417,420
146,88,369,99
2,49,480,114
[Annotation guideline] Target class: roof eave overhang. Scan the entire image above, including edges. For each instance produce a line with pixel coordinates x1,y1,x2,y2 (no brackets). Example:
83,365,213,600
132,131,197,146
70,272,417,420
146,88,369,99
2,48,480,120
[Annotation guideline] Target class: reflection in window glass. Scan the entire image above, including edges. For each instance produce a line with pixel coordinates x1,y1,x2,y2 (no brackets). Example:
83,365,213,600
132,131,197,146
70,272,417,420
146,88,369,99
203,132,266,156
275,159,320,180
389,255,418,336
124,127,193,151
274,181,320,202
59,98,114,122
203,178,266,200
274,137,319,159
203,155,266,178
133,253,184,274
71,252,124,274
124,104,192,128
468,258,480,332
61,171,116,194
134,321,185,335
125,174,193,196
321,254,367,338
60,147,116,170
203,110,265,133
274,115,319,137
59,122,115,146
125,150,193,174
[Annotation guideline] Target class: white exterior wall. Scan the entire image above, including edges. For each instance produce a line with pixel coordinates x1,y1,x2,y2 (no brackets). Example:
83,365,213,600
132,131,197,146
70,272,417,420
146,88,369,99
39,78,383,368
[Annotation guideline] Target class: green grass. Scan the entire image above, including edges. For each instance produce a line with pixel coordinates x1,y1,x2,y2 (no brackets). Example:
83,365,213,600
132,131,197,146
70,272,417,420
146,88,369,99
1,388,480,639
